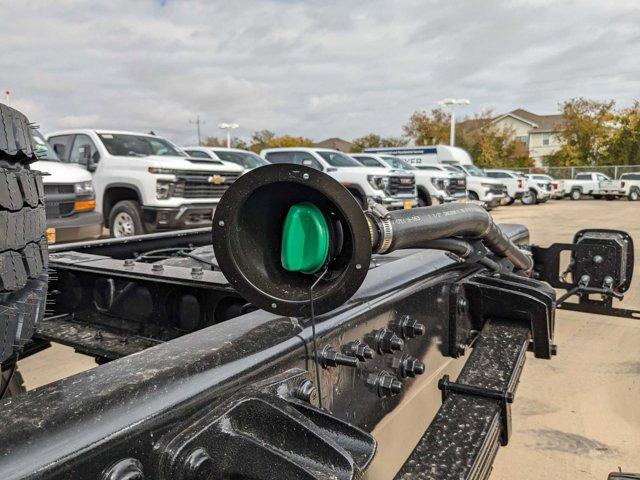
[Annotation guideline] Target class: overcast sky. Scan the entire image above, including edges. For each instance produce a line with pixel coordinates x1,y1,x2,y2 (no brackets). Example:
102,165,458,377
1,0,639,145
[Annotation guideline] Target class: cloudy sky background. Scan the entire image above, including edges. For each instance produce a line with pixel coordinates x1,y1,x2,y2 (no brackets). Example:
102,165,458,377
1,0,639,145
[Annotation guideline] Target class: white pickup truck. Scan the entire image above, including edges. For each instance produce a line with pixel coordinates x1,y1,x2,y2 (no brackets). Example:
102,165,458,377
351,153,467,206
260,147,417,209
439,164,507,210
484,169,528,204
559,172,618,200
46,130,243,237
597,172,640,201
182,146,268,173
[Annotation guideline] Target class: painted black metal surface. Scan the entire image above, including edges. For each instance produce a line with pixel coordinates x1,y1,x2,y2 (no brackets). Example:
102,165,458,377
394,319,530,480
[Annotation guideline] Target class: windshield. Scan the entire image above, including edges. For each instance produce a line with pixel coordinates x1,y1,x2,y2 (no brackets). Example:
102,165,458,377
98,133,185,157
381,156,415,170
317,151,362,167
445,165,464,174
213,150,267,169
463,165,486,177
33,130,59,161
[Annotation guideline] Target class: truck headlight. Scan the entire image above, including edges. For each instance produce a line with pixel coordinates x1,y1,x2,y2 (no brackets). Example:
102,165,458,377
430,178,449,190
156,180,176,199
367,175,389,191
74,180,95,197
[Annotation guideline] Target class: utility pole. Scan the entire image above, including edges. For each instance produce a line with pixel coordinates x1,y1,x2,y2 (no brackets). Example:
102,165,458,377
189,116,205,146
4,90,10,104
438,98,470,146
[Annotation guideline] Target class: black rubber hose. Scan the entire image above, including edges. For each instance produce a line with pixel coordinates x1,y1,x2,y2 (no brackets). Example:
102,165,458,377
376,203,533,272
413,238,502,272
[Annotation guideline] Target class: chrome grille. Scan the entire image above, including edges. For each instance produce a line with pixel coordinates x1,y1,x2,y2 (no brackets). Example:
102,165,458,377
446,177,467,195
173,171,241,199
387,176,415,196
44,184,76,219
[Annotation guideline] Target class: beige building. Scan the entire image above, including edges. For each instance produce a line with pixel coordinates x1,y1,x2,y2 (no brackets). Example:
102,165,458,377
491,109,564,166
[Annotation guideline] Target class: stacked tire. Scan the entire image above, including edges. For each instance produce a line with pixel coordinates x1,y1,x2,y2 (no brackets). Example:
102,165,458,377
0,102,48,381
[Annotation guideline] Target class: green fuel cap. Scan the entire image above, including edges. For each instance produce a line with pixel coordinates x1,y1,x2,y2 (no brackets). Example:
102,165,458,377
281,202,330,274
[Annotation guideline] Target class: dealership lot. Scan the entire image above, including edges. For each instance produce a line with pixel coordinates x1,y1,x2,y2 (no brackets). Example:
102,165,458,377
18,199,640,479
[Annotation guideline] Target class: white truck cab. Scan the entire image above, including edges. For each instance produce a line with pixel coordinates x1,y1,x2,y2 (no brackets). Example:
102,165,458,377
559,172,616,200
31,130,103,243
442,164,507,210
260,147,417,209
619,172,640,201
182,146,268,173
46,130,243,237
485,169,550,205
351,153,467,206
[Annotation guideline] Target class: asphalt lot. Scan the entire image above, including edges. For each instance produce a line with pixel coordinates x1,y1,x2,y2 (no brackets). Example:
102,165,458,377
18,199,640,478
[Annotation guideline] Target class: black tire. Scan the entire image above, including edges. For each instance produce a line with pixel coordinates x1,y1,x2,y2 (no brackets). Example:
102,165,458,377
522,189,537,205
109,200,146,237
347,190,367,210
593,194,602,199
629,189,640,201
417,190,432,207
468,191,479,201
605,196,615,201
1,366,26,398
570,189,581,201
0,102,48,364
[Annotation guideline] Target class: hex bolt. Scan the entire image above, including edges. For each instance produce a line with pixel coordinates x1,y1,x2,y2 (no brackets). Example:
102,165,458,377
218,220,225,227
295,379,317,404
191,266,203,276
593,255,603,264
183,448,214,480
342,340,375,361
579,274,590,285
373,329,404,354
123,259,135,267
604,276,614,286
366,371,403,397
389,316,426,339
302,173,310,180
391,355,426,378
101,458,144,480
320,345,359,368
152,264,164,272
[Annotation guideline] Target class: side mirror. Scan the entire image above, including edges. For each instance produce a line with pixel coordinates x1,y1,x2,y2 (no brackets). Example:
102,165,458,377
53,143,66,159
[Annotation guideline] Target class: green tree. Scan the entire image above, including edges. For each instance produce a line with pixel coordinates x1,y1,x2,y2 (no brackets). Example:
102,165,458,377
203,136,248,149
350,133,408,153
248,130,276,152
602,100,640,165
544,97,616,166
402,108,451,145
263,135,314,149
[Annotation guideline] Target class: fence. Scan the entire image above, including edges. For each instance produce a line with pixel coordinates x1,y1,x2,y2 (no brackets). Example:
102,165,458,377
506,165,640,179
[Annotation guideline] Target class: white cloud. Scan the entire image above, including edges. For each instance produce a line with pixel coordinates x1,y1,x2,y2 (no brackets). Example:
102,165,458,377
0,0,638,145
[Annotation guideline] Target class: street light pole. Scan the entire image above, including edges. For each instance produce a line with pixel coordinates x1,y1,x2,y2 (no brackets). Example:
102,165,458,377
218,123,239,148
438,98,470,146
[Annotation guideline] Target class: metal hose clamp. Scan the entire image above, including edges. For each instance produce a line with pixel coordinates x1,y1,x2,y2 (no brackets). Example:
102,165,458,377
367,202,393,254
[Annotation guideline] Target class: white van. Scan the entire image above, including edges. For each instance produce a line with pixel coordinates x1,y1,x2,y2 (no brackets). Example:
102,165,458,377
31,130,102,243
364,145,473,167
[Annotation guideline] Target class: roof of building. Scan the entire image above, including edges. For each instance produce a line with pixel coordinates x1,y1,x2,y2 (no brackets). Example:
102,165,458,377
494,109,565,132
313,137,354,152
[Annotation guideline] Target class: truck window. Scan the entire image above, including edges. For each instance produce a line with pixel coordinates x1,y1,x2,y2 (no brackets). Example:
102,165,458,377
293,152,323,170
380,156,415,170
98,133,185,157
486,172,509,178
48,134,74,161
265,151,295,164
416,165,440,171
354,156,383,168
185,149,213,159
621,173,640,180
316,151,361,167
214,150,267,169
596,174,609,181
70,134,100,166
575,173,591,180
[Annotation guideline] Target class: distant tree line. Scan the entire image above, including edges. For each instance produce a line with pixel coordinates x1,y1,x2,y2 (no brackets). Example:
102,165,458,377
202,97,640,167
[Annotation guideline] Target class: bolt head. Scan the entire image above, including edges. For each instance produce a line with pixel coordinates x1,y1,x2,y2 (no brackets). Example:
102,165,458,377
271,303,277,309
218,220,225,227
183,448,213,480
302,173,310,180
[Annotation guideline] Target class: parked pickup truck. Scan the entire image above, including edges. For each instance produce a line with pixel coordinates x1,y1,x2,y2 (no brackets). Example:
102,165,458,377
442,164,507,210
351,153,467,206
558,172,619,200
484,169,528,204
619,172,640,201
527,173,562,199
261,147,417,209
31,129,102,243
46,130,243,237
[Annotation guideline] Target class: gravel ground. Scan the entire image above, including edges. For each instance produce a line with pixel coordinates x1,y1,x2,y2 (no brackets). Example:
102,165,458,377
18,198,640,478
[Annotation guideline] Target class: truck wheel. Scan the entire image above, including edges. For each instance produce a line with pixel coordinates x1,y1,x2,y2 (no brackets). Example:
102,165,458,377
593,194,602,200
109,200,146,238
468,191,479,201
570,189,581,201
0,102,49,365
605,196,615,201
522,190,537,205
417,191,432,207
629,189,639,201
